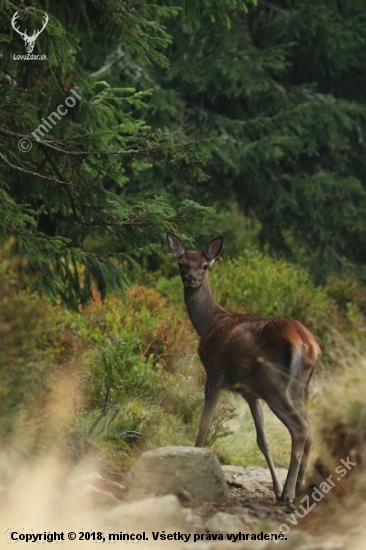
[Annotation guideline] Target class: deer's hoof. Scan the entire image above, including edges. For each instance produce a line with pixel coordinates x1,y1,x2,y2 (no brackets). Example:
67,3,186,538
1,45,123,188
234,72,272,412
274,483,283,501
280,492,295,503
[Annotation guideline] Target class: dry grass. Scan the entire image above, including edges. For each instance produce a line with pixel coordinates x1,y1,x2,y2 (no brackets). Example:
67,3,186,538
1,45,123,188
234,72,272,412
307,358,366,503
2,364,366,549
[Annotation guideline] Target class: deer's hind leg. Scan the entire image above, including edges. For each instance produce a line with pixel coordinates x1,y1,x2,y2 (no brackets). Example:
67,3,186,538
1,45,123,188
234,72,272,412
246,397,283,499
264,387,309,503
289,375,312,496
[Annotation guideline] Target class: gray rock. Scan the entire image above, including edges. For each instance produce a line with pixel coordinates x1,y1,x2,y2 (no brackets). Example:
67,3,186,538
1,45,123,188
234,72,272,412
185,510,205,531
107,494,189,531
83,484,122,508
125,446,230,502
93,477,126,499
237,512,259,528
205,511,248,534
71,471,126,504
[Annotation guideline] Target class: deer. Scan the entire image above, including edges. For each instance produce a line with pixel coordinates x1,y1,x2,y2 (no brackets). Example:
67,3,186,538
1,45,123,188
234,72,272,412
11,11,49,54
167,232,321,503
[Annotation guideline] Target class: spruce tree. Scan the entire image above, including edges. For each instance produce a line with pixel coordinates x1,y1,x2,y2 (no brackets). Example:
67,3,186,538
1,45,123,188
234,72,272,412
117,0,366,281
0,0,256,306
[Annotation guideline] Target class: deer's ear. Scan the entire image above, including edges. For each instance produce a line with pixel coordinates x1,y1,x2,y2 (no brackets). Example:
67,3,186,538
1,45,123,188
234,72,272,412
167,232,186,258
205,235,224,262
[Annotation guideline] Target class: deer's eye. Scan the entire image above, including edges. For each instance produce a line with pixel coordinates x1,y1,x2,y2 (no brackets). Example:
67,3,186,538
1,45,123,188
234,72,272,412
203,264,209,270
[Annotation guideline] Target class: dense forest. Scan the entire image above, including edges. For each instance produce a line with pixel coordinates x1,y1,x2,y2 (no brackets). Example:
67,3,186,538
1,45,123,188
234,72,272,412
1,0,366,539
2,0,366,305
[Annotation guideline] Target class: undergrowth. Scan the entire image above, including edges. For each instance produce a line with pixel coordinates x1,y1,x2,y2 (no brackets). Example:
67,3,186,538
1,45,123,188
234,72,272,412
1,244,366,473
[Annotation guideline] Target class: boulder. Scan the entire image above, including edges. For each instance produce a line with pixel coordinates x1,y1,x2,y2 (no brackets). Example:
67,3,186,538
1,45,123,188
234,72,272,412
125,446,230,502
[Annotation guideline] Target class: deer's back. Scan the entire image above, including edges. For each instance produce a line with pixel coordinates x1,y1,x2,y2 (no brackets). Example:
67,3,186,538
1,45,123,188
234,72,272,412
197,312,320,393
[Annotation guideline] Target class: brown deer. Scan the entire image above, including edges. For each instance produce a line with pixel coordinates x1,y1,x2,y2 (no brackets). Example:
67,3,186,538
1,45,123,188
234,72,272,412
167,232,320,502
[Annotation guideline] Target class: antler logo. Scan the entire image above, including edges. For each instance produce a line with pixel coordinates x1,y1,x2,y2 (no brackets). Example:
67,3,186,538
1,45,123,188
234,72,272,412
11,10,49,54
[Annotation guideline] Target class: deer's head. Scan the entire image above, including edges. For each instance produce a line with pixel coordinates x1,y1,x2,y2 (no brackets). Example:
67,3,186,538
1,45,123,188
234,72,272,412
11,11,49,54
167,232,224,289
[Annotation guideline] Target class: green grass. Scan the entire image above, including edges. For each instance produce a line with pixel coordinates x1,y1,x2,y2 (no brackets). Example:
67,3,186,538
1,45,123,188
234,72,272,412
210,376,325,472
212,393,290,468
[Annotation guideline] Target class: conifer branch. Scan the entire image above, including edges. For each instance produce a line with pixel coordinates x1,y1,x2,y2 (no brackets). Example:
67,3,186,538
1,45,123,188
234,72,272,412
41,146,176,229
0,127,187,159
0,152,72,186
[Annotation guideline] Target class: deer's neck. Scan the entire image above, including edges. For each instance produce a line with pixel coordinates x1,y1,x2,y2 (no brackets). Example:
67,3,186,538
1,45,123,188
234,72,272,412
184,277,224,337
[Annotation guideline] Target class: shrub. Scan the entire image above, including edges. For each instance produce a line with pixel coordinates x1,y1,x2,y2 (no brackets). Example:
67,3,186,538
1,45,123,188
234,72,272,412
326,273,366,324
75,286,211,459
0,249,85,452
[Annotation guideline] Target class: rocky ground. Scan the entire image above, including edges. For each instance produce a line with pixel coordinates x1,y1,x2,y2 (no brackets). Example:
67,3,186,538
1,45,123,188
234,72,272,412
70,446,365,550
2,446,364,549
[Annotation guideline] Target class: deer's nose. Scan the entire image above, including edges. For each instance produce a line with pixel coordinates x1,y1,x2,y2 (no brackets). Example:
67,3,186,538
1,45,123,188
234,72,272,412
183,274,195,284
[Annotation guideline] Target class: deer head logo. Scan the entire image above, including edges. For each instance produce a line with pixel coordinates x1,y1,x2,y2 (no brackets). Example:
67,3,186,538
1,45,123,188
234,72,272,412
11,11,49,54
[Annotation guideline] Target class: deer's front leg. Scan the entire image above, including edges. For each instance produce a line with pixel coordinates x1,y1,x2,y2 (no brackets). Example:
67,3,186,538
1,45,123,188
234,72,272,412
195,378,222,447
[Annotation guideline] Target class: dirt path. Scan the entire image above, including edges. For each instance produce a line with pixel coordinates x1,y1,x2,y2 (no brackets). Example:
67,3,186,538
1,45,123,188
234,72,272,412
165,464,358,549
197,465,293,528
